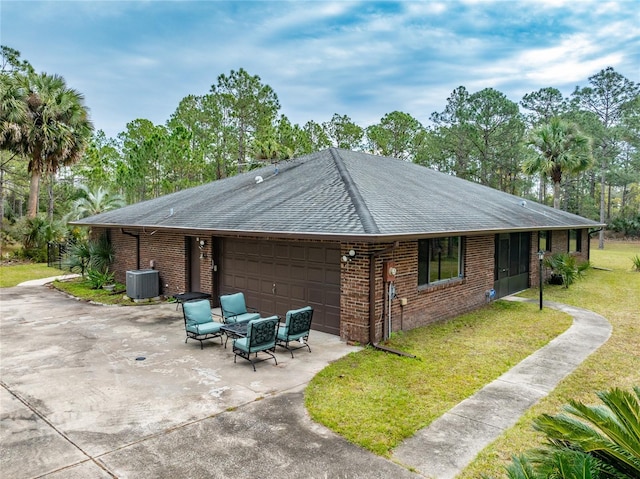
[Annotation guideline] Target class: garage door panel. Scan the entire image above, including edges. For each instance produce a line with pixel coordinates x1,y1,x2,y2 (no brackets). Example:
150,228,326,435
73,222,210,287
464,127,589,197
275,283,289,297
260,280,274,295
246,260,259,274
308,287,325,304
222,239,340,335
290,246,306,261
291,265,305,280
326,269,340,284
275,263,289,278
308,247,325,263
291,285,306,301
260,243,274,256
233,276,246,290
326,290,340,305
258,298,276,316
246,277,260,294
308,266,324,283
325,248,340,263
275,244,289,259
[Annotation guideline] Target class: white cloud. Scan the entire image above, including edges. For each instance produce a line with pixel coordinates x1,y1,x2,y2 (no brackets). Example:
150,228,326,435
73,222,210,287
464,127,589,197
3,0,637,138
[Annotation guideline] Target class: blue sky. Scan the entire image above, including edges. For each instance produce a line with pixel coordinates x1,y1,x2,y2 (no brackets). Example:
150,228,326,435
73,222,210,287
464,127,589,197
2,0,638,139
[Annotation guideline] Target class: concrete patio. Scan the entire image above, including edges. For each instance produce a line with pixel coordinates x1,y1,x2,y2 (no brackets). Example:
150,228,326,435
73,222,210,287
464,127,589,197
0,282,416,479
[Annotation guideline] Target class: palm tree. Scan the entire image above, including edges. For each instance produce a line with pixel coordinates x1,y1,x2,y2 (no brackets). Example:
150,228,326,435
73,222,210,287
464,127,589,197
523,117,593,209
68,184,125,220
1,72,93,218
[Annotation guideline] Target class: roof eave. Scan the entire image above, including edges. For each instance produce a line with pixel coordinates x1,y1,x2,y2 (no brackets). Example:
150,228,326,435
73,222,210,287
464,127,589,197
75,222,606,243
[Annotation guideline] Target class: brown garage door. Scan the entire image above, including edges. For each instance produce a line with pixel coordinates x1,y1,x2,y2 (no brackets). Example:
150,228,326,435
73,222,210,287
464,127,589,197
220,239,341,335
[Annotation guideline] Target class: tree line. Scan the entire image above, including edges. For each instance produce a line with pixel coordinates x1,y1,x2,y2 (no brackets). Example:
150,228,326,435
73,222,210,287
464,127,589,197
1,44,639,258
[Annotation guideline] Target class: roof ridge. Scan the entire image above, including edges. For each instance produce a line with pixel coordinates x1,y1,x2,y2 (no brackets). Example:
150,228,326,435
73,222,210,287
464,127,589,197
329,148,380,234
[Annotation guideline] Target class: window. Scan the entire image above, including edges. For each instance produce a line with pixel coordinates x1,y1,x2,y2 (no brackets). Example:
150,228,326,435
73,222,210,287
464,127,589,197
538,230,552,252
568,229,582,253
418,237,463,286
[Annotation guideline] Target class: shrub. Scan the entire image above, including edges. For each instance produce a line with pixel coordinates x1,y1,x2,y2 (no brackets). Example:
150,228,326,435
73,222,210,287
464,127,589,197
86,268,115,289
543,253,590,288
632,255,640,272
608,215,640,237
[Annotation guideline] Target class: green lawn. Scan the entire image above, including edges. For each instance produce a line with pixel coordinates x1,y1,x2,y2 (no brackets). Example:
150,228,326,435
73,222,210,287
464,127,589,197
0,263,67,288
305,240,640,468
459,240,640,478
306,292,572,457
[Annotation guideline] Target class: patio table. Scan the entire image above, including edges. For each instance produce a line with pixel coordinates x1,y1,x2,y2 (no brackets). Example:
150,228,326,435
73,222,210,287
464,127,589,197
220,320,250,348
173,291,211,310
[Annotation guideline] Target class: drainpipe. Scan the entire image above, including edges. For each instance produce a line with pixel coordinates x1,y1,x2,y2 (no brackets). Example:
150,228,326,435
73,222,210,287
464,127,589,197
121,229,140,270
368,242,415,358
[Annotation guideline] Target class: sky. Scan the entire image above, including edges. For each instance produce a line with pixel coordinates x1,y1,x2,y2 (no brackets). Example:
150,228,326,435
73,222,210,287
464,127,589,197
2,0,639,140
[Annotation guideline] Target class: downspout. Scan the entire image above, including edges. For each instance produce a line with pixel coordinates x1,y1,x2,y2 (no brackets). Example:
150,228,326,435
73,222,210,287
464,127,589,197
121,229,141,270
368,242,415,358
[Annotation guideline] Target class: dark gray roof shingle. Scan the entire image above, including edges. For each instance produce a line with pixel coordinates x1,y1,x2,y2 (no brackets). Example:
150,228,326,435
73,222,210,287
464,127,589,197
73,148,602,239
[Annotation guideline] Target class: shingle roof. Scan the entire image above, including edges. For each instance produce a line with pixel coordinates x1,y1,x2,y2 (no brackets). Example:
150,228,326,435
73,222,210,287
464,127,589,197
73,148,603,240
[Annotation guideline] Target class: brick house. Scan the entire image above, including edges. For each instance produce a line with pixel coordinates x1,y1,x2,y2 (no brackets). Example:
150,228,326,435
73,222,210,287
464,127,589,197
73,148,602,344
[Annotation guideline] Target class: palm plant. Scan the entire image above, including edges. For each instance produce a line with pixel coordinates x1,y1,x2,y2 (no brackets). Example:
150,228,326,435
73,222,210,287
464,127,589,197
63,234,114,278
18,215,66,261
67,184,125,220
63,240,91,276
499,387,640,479
543,252,591,288
87,234,115,274
523,117,593,209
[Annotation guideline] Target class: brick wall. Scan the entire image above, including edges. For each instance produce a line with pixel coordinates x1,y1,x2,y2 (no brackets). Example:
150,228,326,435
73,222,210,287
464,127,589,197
339,236,496,344
95,227,202,297
98,227,590,345
529,228,591,286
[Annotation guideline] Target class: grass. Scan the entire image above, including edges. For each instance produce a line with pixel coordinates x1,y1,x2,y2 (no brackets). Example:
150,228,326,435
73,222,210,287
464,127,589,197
306,300,572,457
458,240,640,478
305,240,640,466
0,261,164,305
51,277,134,305
0,262,67,288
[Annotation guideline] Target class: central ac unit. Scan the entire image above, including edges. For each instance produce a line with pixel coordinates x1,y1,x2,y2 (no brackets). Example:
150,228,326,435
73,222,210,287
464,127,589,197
126,269,159,299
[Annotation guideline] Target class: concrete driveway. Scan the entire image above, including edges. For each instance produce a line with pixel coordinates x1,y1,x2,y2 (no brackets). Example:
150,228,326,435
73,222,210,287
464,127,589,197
1,283,417,479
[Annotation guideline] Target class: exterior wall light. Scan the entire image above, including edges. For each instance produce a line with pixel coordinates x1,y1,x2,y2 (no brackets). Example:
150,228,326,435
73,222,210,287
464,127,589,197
341,249,356,263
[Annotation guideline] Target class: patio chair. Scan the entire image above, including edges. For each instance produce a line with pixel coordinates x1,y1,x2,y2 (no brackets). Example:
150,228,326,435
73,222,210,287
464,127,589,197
232,316,279,371
219,292,260,324
182,298,224,349
276,306,313,358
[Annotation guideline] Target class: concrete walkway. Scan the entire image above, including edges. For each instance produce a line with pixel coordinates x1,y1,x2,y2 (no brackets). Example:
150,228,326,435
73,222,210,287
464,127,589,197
392,297,612,479
16,273,80,287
